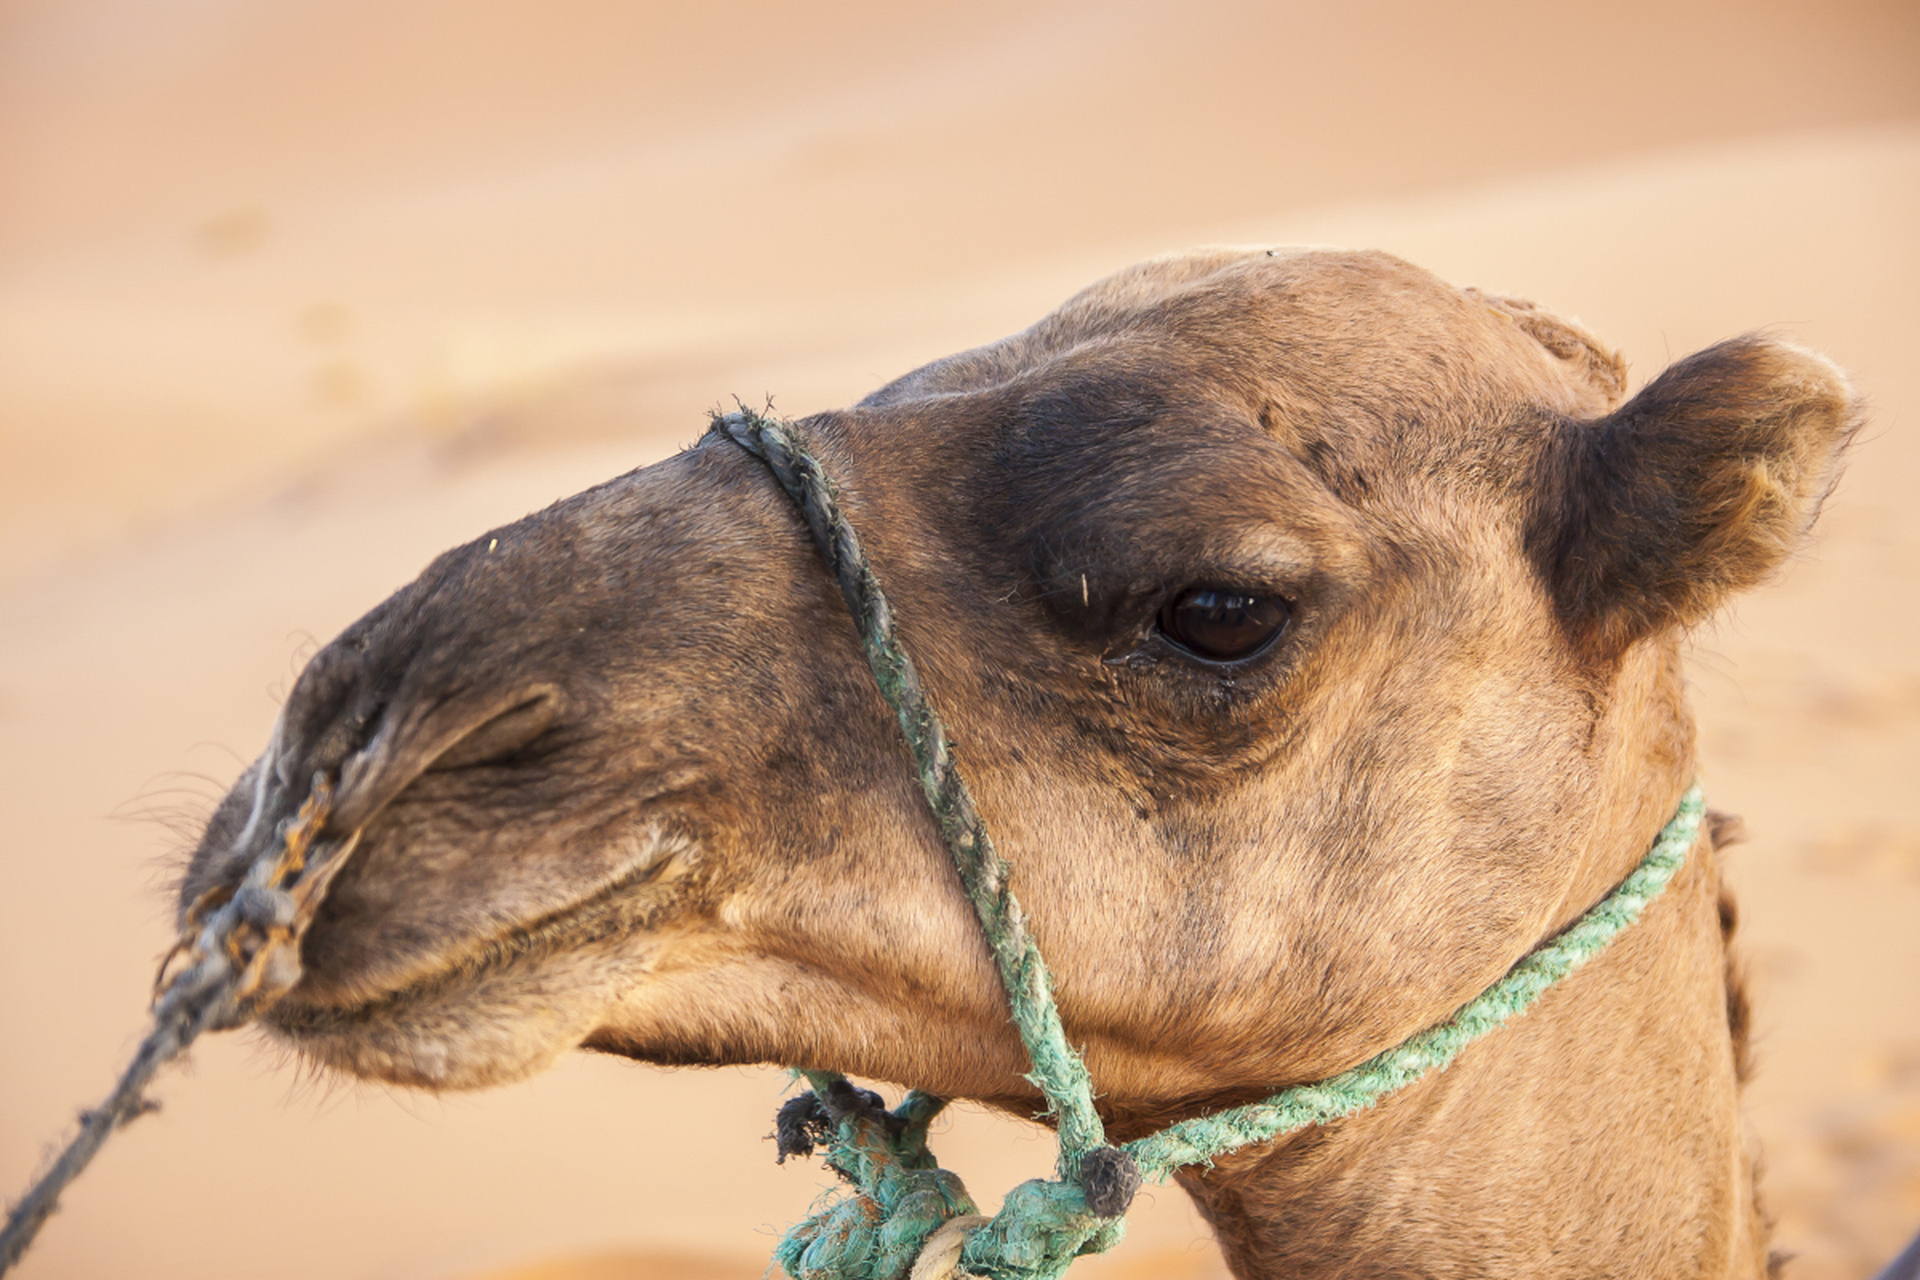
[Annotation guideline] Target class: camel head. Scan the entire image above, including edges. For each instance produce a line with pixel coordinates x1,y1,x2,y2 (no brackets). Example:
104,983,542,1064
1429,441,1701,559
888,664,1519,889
179,248,1858,1134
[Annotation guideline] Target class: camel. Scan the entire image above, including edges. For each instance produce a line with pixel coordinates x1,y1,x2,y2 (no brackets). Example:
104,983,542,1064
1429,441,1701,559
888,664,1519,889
178,248,1860,1278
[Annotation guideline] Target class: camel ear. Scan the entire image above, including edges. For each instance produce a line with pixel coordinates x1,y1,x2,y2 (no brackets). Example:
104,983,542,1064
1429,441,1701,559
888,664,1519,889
1529,335,1861,657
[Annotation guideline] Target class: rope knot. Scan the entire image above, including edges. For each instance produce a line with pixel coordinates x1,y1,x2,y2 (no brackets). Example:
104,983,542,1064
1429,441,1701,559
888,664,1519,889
774,1081,979,1280
772,1080,1130,1280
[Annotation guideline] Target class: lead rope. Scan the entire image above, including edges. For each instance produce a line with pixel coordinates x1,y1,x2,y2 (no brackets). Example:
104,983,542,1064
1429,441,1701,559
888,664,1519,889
710,407,1707,1280
0,776,354,1275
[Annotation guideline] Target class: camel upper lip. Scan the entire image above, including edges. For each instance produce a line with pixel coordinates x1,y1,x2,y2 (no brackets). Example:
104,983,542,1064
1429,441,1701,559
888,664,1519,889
270,829,687,1032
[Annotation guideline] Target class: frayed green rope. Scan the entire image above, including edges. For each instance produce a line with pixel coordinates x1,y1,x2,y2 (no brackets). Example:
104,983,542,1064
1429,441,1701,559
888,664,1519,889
711,408,1705,1280
710,408,1107,1173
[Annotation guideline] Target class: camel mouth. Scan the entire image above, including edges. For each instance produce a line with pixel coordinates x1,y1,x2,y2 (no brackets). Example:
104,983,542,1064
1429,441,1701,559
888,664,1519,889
262,828,693,1085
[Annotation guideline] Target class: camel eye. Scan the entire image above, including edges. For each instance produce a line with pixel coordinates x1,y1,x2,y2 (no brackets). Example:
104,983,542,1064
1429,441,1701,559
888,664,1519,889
1157,587,1290,663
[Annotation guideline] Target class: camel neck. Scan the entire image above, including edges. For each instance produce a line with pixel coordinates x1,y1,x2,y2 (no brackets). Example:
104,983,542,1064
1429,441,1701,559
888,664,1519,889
1175,818,1767,1278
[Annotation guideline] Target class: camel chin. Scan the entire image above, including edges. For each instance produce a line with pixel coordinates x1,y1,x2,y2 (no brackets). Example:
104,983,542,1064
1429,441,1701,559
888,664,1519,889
266,944,632,1091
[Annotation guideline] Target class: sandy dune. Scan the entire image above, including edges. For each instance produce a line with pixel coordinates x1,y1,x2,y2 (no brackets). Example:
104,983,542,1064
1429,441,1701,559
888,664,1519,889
2,4,1917,1279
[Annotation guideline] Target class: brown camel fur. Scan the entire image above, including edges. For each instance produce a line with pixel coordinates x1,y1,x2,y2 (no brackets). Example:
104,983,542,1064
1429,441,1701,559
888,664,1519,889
179,248,1861,1278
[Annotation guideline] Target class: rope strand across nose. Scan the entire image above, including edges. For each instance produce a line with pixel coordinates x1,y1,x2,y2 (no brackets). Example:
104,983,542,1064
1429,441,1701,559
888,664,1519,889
710,406,1706,1280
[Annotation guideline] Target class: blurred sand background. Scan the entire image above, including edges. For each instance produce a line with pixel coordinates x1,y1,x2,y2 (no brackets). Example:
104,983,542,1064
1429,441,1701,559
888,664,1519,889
2,2,1917,1277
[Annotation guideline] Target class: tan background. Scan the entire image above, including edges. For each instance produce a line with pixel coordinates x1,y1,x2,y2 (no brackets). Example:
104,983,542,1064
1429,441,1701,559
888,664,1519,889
1,3,1917,1277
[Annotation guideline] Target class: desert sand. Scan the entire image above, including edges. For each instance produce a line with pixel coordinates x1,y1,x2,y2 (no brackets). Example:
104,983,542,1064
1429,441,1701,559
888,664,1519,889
2,3,1917,1278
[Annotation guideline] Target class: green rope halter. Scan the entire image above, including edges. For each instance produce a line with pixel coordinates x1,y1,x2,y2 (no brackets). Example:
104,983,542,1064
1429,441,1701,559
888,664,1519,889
709,407,1706,1280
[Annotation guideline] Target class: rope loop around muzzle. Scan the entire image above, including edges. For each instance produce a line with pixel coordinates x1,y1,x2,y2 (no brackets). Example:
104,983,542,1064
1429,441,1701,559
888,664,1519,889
709,406,1708,1280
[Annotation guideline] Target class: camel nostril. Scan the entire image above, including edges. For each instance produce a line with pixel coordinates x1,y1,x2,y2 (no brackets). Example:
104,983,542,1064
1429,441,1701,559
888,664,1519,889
427,691,561,772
